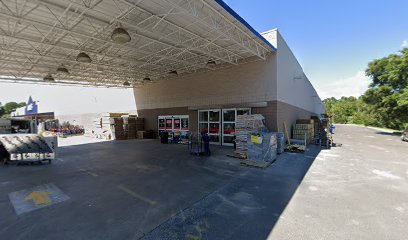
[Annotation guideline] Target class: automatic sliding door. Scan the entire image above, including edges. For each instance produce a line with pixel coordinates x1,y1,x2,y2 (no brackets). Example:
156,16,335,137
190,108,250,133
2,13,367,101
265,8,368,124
222,108,251,146
198,109,221,144
222,109,235,146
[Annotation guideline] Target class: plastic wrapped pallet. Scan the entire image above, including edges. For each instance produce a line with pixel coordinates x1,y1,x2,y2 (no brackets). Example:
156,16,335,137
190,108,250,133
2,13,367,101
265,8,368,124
234,114,267,159
275,132,285,154
247,132,277,163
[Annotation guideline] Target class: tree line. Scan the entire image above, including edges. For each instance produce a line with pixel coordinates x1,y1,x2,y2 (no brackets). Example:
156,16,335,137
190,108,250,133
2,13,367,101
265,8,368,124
323,48,408,130
0,102,26,119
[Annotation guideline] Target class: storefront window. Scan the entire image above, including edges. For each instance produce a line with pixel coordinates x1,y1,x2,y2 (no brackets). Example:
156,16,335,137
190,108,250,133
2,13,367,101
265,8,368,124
209,123,220,134
181,118,188,130
199,111,208,122
209,110,220,122
209,135,220,143
199,123,208,133
237,109,250,116
165,119,172,129
159,119,165,129
223,110,235,122
223,135,235,144
223,123,235,134
174,119,180,129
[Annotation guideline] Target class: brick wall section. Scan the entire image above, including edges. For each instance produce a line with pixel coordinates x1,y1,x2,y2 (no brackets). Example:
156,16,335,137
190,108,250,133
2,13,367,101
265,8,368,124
251,101,278,131
276,101,317,136
137,101,318,135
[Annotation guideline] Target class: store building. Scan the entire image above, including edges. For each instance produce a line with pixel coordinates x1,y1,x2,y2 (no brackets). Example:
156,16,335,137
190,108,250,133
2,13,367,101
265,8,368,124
134,29,324,145
0,0,324,143
11,96,55,122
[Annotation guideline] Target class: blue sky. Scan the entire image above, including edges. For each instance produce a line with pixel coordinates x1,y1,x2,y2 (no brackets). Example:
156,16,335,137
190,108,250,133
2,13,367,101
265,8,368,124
1,0,407,113
225,0,408,98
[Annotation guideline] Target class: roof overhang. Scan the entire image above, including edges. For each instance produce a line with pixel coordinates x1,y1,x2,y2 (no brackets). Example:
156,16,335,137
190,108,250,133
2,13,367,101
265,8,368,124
0,0,275,88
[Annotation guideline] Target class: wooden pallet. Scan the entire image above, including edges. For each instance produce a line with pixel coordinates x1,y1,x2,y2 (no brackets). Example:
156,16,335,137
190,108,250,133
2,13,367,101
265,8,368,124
240,158,276,169
231,152,247,159
284,144,306,153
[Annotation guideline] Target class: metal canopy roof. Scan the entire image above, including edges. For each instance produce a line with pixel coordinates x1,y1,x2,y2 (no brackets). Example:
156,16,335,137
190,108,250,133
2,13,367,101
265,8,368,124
0,0,275,88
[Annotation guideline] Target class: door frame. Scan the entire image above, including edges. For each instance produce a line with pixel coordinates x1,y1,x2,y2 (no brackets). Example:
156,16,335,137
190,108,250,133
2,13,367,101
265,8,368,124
198,109,221,145
221,108,236,146
198,108,251,146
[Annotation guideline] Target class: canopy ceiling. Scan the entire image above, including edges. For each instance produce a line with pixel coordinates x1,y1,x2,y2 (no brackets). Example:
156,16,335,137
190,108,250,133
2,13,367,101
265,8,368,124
0,0,275,88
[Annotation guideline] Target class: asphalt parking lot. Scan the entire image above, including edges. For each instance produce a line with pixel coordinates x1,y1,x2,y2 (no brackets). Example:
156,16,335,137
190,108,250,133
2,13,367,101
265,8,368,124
0,125,407,240
268,124,408,240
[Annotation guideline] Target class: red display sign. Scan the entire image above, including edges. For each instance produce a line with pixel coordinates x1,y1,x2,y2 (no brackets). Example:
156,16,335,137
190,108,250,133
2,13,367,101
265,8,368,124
165,119,172,129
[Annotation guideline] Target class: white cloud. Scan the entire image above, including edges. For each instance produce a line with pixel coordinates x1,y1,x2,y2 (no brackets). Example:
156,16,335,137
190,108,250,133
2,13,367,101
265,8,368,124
402,40,408,48
316,70,370,99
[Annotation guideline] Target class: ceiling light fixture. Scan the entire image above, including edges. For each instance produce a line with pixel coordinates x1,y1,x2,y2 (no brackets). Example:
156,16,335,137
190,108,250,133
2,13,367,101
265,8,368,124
206,60,216,66
76,52,92,63
169,70,178,76
111,27,131,44
56,64,69,74
43,73,55,81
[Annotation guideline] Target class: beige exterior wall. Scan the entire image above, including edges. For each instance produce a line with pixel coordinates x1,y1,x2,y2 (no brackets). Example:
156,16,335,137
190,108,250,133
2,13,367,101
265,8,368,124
134,30,323,116
136,100,314,134
263,29,324,115
133,55,278,111
132,29,323,136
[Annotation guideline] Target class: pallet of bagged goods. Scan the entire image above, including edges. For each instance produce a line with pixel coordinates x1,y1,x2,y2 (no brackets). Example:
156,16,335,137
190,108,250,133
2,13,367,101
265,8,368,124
234,114,267,159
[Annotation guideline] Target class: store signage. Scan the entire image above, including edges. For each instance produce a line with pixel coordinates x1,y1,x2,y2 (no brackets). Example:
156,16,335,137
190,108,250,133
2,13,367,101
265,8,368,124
251,135,263,144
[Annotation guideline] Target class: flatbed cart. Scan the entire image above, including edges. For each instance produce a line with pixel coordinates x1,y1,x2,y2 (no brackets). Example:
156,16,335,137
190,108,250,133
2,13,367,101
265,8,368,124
188,133,210,156
0,134,56,165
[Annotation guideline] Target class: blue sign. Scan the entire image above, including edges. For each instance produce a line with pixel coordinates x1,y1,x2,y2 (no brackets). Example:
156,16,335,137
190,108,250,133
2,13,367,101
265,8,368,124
25,96,38,115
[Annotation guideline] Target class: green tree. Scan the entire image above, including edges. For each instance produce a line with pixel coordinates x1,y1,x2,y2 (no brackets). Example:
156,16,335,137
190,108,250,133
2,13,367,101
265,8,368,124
363,48,408,129
323,97,359,124
2,102,26,114
0,102,4,116
323,48,408,130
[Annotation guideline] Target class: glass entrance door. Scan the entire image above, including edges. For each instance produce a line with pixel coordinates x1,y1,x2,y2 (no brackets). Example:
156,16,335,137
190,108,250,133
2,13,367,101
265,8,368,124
222,108,251,146
222,109,236,146
198,109,221,144
200,108,251,146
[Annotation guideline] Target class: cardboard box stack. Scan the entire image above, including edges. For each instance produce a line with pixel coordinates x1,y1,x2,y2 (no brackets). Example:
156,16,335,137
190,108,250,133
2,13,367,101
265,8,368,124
124,116,144,139
89,113,145,140
111,117,126,140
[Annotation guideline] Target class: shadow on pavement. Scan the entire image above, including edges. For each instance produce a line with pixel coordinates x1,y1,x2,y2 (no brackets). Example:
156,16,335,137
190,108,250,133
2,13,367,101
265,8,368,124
374,131,402,137
1,139,321,240
142,146,322,240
